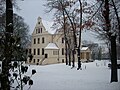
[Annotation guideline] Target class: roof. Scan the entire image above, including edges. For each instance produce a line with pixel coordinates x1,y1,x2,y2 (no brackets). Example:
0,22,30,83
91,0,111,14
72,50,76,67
81,47,89,51
42,20,56,34
45,43,59,50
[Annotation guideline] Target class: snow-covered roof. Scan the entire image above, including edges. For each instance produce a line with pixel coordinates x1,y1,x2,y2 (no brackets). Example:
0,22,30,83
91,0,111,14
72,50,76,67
45,43,59,50
81,47,89,51
42,20,56,34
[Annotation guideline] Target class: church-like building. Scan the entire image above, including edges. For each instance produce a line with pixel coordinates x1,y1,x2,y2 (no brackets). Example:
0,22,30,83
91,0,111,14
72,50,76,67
27,17,91,65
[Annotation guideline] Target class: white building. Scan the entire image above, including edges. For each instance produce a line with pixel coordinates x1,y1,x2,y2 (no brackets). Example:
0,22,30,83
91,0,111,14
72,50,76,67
27,17,91,65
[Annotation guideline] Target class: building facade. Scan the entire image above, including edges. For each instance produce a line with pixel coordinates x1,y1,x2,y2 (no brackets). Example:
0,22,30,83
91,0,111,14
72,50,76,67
27,17,91,65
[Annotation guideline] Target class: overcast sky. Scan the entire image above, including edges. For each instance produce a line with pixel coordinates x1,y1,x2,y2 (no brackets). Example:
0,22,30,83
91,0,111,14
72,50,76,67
15,0,102,44
15,0,54,34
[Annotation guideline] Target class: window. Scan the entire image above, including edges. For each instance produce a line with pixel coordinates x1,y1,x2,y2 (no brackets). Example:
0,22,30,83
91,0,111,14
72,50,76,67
42,48,44,55
62,59,64,63
38,38,40,44
38,28,40,33
36,29,38,34
37,59,40,62
29,49,31,54
33,59,35,63
62,37,64,43
86,52,90,59
38,22,40,24
34,49,36,55
62,48,64,55
37,48,40,55
34,38,36,44
29,59,31,63
41,28,42,33
45,54,48,58
53,50,58,55
42,37,44,43
81,52,84,59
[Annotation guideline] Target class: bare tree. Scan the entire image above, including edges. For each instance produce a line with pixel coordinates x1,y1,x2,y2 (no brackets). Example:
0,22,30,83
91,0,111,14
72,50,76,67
1,0,14,89
0,0,33,89
45,0,92,69
90,0,119,82
45,0,77,66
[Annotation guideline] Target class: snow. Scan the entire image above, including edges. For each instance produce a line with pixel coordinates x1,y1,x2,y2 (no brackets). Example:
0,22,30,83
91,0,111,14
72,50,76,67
22,60,120,90
81,47,88,51
42,20,55,34
45,43,59,50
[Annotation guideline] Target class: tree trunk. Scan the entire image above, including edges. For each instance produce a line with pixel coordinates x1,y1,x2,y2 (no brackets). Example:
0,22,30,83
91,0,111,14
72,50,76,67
68,43,71,66
68,52,71,66
77,0,82,70
77,48,81,70
1,0,13,90
104,0,118,83
72,49,75,68
63,10,68,65
65,43,68,65
110,35,118,82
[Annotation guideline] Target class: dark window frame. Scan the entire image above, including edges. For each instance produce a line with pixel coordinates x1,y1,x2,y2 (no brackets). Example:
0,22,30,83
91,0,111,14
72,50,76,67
38,38,40,44
41,28,42,33
38,22,40,24
36,29,38,34
34,38,36,44
37,48,40,55
62,48,64,55
42,48,44,55
38,28,40,33
37,59,40,62
33,59,35,63
34,49,36,55
62,37,64,43
29,49,31,54
42,37,44,43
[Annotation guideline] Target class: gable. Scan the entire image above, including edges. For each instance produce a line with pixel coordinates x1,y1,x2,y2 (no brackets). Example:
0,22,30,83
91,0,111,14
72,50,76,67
32,17,49,35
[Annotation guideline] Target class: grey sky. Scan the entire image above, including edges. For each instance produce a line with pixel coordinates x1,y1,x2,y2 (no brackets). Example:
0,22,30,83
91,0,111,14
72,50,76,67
16,0,102,43
16,0,54,34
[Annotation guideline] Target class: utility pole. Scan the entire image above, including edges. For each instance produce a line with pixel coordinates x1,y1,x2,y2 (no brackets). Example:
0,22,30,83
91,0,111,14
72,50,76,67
1,0,13,90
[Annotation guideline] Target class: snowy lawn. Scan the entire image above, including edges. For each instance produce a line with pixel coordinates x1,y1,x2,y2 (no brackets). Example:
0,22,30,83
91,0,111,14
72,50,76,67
23,60,120,90
21,60,120,90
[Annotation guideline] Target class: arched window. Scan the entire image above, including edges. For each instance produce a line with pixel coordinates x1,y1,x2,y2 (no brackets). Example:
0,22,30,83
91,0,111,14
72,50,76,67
34,49,36,55
34,38,36,44
62,37,64,43
37,48,40,55
42,48,44,55
42,37,44,43
38,28,40,33
38,22,40,24
38,38,40,44
62,48,64,55
41,28,42,33
33,59,35,63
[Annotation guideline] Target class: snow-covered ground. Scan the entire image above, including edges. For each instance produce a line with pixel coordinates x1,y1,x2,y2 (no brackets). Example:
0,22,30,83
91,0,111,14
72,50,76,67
22,60,120,90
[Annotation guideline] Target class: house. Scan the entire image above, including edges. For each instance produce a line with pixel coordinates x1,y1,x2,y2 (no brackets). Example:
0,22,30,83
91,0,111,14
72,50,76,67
80,47,91,62
27,17,91,65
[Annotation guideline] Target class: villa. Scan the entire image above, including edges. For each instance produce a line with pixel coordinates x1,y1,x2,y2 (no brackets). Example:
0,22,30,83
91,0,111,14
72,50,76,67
27,17,91,65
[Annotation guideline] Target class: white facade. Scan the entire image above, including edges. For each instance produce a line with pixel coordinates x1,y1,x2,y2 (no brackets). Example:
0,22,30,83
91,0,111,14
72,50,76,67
27,17,91,65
